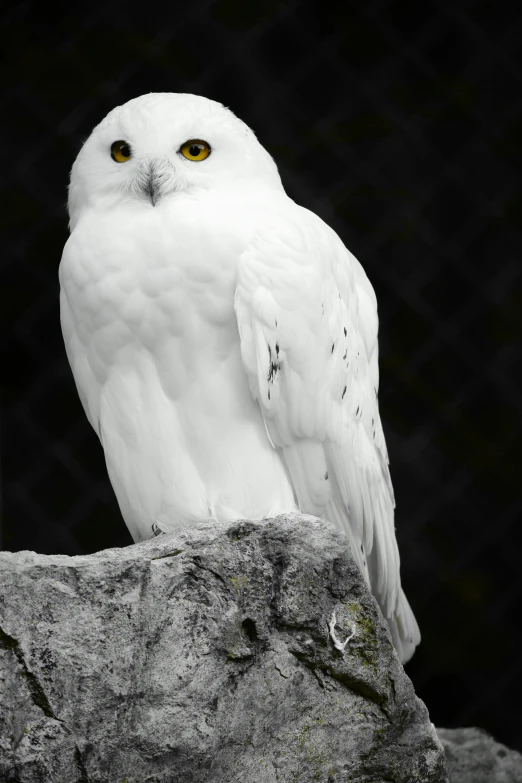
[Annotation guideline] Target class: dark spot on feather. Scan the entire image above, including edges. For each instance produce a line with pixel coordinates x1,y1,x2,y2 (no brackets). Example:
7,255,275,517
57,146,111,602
356,406,359,415
275,319,278,327
342,386,347,399
343,350,347,360
268,389,271,400
267,343,280,384
344,327,347,336
331,343,335,353
276,343,279,356
324,472,329,480
360,544,364,553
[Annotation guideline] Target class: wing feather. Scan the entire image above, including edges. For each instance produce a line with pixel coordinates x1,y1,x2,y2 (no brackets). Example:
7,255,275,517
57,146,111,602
235,203,420,662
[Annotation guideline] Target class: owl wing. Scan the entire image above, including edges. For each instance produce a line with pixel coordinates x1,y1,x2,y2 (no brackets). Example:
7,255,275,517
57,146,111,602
234,202,420,662
59,284,102,437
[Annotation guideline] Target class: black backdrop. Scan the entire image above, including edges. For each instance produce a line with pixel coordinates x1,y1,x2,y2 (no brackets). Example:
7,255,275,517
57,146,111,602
2,0,521,753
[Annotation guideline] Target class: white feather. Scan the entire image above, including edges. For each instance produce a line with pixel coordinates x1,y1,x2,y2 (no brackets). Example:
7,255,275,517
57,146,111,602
60,92,419,663
235,201,420,662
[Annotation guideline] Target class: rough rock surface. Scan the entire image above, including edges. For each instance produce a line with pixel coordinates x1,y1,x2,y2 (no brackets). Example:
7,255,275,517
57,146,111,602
437,727,522,783
0,513,447,782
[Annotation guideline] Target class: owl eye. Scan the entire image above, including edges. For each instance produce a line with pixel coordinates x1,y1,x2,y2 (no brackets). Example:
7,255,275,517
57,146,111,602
111,140,132,163
179,139,211,162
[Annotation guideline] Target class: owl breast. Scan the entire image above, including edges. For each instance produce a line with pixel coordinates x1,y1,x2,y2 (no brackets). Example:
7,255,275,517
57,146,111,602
60,194,297,542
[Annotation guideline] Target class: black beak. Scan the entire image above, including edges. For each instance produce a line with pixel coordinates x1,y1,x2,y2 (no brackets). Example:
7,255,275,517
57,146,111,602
144,171,159,207
139,160,174,206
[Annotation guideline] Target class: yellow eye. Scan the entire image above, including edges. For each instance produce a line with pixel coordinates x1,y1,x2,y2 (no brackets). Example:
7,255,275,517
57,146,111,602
179,139,211,162
110,140,132,163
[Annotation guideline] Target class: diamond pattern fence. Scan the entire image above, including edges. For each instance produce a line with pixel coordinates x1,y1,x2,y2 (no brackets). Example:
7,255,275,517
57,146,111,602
1,0,521,752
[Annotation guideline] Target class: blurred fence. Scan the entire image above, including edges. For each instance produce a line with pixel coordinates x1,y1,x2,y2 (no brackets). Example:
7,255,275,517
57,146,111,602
2,0,521,751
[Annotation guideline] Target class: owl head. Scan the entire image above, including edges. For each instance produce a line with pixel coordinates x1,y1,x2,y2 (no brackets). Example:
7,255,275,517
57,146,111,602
68,93,282,228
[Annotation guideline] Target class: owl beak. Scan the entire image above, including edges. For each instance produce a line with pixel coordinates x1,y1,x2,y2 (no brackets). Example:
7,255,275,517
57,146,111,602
139,160,172,207
143,170,160,207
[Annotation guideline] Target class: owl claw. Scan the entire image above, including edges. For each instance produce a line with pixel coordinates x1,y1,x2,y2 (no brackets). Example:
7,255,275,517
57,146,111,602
144,522,165,541
328,610,356,653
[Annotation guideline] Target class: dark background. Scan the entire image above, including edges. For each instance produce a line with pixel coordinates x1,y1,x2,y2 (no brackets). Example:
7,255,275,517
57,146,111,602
1,0,521,752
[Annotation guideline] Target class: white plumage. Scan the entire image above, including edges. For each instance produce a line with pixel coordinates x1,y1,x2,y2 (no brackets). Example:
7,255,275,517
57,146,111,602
59,93,420,662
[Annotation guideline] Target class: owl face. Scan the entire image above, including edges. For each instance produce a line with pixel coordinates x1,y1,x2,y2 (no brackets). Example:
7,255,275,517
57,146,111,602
68,93,282,227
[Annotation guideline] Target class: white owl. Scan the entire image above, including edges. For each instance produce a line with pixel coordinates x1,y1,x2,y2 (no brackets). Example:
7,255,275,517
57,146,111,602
59,93,420,662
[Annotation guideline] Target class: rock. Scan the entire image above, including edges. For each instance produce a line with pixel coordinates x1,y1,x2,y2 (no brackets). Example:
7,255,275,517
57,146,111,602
0,513,447,783
437,727,522,783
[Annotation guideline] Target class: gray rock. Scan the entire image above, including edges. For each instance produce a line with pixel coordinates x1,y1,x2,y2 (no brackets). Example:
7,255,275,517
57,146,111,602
437,727,522,783
0,513,447,783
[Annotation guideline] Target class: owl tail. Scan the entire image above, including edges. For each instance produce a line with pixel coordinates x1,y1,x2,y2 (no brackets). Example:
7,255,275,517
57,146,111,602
384,587,421,664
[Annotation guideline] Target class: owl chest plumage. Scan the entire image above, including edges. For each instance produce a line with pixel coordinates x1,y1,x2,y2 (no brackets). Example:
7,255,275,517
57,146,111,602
60,196,297,541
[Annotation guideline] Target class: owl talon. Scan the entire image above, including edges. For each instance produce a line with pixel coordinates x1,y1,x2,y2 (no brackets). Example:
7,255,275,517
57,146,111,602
144,522,165,541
